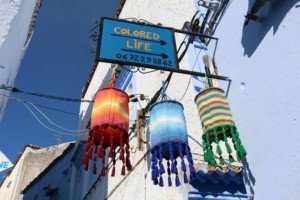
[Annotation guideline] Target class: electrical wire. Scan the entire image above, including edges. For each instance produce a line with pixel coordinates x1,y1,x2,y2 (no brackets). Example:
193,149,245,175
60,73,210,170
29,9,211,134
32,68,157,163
0,94,89,137
27,102,88,133
23,102,88,137
0,93,89,118
0,85,93,103
178,45,208,102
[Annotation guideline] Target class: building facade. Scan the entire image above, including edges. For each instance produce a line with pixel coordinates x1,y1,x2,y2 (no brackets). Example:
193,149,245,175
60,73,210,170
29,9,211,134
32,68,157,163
0,142,74,200
0,0,42,121
6,0,300,199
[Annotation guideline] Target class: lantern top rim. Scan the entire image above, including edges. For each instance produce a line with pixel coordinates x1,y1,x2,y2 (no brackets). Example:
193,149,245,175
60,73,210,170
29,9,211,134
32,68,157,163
194,87,225,102
149,100,183,112
96,87,129,97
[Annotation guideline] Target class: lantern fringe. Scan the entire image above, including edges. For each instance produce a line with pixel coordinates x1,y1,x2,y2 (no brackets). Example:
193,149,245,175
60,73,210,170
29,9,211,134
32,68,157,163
159,176,164,187
202,124,247,166
82,132,132,176
111,165,116,177
151,142,196,187
175,174,181,187
168,175,172,186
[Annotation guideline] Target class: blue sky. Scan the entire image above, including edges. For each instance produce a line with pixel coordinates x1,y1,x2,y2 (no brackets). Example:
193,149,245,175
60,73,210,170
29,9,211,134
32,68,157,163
0,0,119,180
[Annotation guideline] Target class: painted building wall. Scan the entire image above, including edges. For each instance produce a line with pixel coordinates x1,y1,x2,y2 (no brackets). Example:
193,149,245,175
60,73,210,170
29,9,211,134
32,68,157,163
0,0,41,121
0,143,72,200
21,143,75,200
76,0,206,199
207,1,300,199
76,0,300,200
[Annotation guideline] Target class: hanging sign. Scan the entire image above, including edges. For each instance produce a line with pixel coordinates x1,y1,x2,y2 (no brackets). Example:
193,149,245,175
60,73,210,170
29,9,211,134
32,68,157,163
0,151,13,172
97,18,178,71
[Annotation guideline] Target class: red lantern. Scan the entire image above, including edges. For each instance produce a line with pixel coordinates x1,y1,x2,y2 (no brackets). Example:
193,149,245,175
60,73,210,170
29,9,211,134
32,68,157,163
82,82,132,176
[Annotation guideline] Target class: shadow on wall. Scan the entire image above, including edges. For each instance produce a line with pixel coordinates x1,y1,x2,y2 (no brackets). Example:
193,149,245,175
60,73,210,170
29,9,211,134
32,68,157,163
243,157,256,196
242,0,300,57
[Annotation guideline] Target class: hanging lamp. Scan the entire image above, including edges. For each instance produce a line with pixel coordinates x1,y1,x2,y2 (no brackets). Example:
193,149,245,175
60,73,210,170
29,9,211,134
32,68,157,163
82,74,132,176
194,87,247,166
150,82,196,187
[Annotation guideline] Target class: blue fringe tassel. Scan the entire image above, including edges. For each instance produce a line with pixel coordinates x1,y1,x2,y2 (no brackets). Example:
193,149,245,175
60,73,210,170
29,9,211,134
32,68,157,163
171,161,177,174
175,175,181,187
169,143,175,161
159,176,164,187
151,161,156,169
159,146,163,161
181,159,186,172
178,144,183,157
183,172,188,183
151,154,156,162
159,162,165,174
152,142,196,187
152,168,158,180
168,176,172,186
189,166,196,180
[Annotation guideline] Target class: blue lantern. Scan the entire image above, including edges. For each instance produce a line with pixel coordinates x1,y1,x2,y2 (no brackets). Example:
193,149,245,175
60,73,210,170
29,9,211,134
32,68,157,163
149,83,196,187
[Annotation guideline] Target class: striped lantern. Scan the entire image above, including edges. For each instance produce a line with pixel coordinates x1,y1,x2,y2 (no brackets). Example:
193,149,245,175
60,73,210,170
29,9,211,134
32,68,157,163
194,87,247,166
82,87,132,176
150,100,196,187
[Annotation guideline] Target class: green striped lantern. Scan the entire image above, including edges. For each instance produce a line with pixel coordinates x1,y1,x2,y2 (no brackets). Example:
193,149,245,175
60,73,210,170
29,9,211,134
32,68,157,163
194,87,247,166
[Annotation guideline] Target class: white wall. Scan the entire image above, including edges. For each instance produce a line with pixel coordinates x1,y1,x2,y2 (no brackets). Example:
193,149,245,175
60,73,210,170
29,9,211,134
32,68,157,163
209,1,300,199
0,0,41,121
78,0,300,199
78,1,206,199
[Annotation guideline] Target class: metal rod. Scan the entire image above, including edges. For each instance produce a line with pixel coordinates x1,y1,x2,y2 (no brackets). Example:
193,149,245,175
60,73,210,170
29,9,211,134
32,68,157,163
167,68,229,81
172,28,218,40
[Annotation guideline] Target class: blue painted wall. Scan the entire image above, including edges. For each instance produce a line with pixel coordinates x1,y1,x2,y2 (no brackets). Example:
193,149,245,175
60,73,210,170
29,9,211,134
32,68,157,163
207,1,300,199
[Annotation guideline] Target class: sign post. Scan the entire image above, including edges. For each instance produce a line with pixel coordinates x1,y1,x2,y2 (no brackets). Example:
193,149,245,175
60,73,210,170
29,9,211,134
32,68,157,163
97,18,179,71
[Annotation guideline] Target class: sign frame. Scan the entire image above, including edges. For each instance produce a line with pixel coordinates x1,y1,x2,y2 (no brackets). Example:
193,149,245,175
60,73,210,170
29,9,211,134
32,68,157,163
96,17,179,71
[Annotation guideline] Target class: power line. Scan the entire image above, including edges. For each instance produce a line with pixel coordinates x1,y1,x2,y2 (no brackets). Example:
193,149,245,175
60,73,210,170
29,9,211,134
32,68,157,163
179,44,207,102
28,102,87,133
0,85,93,103
0,93,90,118
0,94,89,137
23,102,88,137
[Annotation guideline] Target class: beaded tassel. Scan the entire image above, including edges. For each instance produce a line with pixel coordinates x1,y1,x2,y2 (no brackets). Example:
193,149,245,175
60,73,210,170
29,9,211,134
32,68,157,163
150,142,196,187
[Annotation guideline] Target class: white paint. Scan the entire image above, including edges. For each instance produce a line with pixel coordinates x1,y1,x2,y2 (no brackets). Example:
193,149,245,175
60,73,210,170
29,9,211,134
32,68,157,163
0,151,13,173
0,0,41,121
75,1,206,199
75,1,300,200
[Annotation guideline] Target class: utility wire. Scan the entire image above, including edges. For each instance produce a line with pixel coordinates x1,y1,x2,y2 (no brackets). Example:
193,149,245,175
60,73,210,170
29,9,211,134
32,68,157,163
0,85,93,103
28,102,88,133
23,102,88,136
1,94,88,137
0,93,89,118
179,45,208,102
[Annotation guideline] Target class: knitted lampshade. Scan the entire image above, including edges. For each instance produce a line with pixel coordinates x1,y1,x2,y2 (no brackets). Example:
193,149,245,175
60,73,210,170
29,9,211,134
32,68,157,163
82,87,132,176
150,100,196,187
195,87,247,166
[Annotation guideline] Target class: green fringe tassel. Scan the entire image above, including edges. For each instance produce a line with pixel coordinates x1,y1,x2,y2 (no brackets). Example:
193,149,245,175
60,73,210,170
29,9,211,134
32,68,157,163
202,125,247,166
229,154,235,163
225,142,232,154
219,156,225,165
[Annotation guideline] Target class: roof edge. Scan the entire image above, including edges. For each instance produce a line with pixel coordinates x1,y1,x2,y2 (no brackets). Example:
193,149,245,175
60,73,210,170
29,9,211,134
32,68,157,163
21,142,75,194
